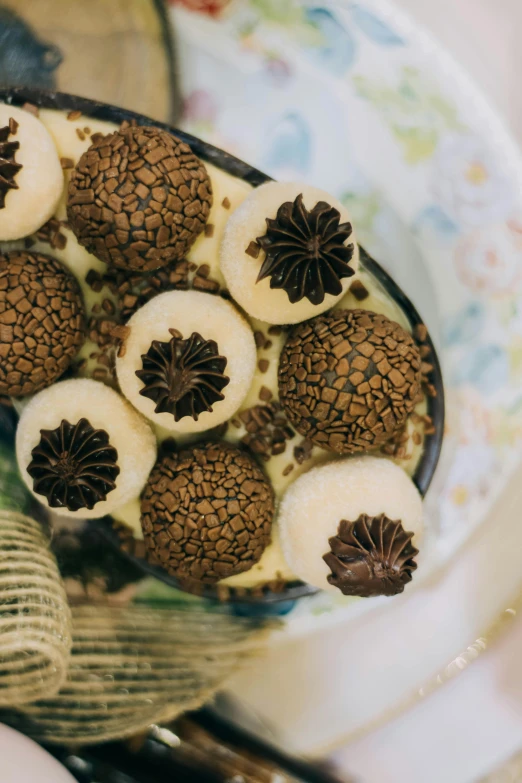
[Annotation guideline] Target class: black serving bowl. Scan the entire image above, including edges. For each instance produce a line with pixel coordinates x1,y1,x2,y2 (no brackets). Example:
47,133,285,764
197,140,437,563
0,88,445,605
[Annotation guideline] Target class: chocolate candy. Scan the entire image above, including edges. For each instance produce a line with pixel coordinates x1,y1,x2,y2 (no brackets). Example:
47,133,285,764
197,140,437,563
278,309,422,455
116,290,256,434
67,123,212,272
0,250,85,397
141,441,274,583
278,456,423,592
16,378,157,519
220,182,360,325
0,104,64,241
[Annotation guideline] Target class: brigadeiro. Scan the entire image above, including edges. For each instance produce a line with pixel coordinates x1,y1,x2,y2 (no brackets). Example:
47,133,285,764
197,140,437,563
140,441,275,583
0,250,85,397
220,181,360,325
278,456,422,595
16,378,157,519
0,104,64,241
116,290,257,434
67,122,213,273
278,309,422,455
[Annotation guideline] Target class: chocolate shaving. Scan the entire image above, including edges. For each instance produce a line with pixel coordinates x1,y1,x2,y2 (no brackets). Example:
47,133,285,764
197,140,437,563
27,418,120,512
136,331,229,422
245,241,260,259
256,194,355,305
239,402,294,461
349,279,369,301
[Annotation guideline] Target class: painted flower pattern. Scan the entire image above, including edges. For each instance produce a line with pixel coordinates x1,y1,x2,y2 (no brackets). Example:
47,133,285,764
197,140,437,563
165,0,522,629
170,0,232,17
432,135,516,228
455,223,522,296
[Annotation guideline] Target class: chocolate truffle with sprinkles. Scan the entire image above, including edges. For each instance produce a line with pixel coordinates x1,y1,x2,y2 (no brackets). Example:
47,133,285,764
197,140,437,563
67,122,212,272
278,309,422,455
141,441,275,583
0,250,85,397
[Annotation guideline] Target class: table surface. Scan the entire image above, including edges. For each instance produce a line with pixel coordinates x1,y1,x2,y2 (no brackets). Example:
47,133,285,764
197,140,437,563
333,1,522,781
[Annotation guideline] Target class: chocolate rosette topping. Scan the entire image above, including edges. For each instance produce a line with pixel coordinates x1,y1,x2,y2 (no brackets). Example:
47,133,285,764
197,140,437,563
136,331,230,422
0,119,22,209
256,193,355,305
323,513,418,597
27,418,120,512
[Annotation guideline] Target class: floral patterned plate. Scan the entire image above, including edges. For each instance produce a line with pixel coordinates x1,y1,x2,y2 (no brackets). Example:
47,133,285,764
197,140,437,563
154,0,522,751
131,0,522,748
131,0,522,632
157,0,522,750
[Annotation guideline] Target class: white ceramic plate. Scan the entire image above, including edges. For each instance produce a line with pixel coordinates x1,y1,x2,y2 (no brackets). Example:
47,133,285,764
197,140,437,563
162,0,522,629
153,0,522,751
0,723,75,783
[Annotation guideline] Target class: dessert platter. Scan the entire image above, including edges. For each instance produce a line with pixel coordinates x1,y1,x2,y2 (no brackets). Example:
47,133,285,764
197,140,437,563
0,87,443,606
159,0,522,753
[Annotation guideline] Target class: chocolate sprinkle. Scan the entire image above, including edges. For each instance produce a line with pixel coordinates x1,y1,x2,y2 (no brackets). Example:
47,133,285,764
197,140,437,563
323,514,418,597
259,385,272,402
245,241,260,259
0,120,22,209
140,441,274,583
35,217,68,251
67,122,212,272
27,418,120,512
293,439,313,465
88,258,191,323
278,309,422,455
136,331,230,422
239,402,294,461
349,279,369,301
256,194,355,305
0,250,85,397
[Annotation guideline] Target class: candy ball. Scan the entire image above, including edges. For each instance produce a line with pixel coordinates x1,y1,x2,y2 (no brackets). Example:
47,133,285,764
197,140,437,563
220,181,359,324
16,378,157,518
141,441,275,583
0,104,63,240
67,124,212,272
278,457,423,594
116,290,256,434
